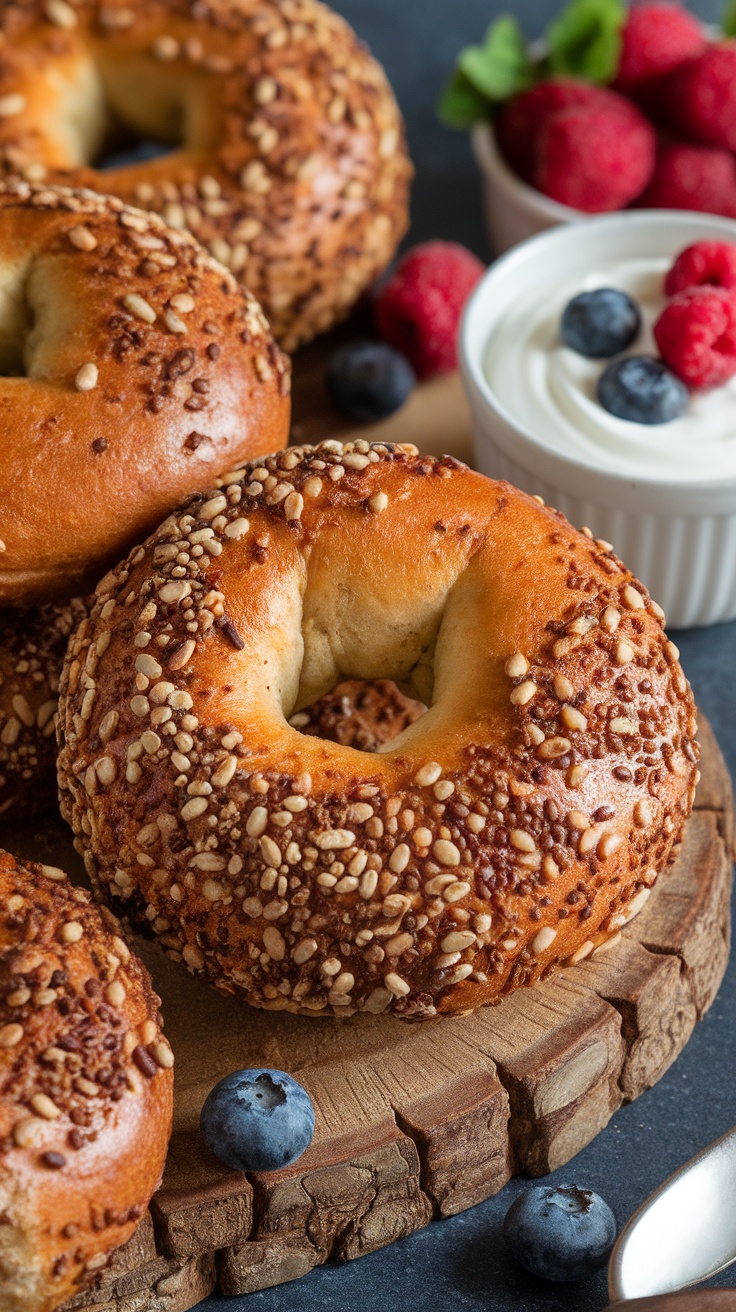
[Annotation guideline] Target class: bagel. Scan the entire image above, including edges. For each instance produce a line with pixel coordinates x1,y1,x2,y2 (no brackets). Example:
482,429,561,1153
0,0,412,351
0,178,289,605
0,599,88,820
291,679,426,753
57,441,699,1020
0,852,173,1312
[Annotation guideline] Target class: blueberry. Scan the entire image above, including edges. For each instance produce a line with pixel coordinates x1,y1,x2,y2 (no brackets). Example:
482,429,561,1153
326,339,416,422
561,288,641,358
597,355,688,424
200,1068,315,1173
503,1184,617,1283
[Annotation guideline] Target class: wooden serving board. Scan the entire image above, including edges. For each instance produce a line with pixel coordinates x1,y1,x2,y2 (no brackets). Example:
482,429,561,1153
5,359,730,1310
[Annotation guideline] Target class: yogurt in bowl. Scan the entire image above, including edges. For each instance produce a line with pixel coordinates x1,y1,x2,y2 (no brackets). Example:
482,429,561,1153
460,211,736,628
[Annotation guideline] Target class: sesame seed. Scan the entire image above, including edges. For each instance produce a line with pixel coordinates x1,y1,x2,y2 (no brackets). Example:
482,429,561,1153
554,673,574,700
130,695,150,717
566,764,588,788
181,797,208,820
284,491,304,521
0,95,26,118
123,293,156,323
247,808,268,838
45,0,78,27
505,653,529,679
106,980,126,1007
199,495,227,521
30,1093,61,1120
389,843,410,873
164,310,187,334
616,640,635,665
440,930,476,953
369,492,388,513
532,927,557,954
598,832,622,859
568,941,594,965
560,706,587,732
60,921,83,943
303,477,322,498
510,829,536,853
634,798,653,827
13,1119,38,1148
443,880,471,903
567,810,590,830
610,716,637,735
74,362,98,392
135,653,162,679
578,826,599,854
0,1023,23,1047
159,580,190,603
153,34,179,60
592,931,622,958
224,517,250,539
170,293,195,313
434,780,454,800
433,839,460,866
510,680,536,706
414,761,442,787
384,972,410,997
151,1041,174,1069
40,864,66,881
313,829,355,850
537,736,571,760
212,756,237,788
260,835,282,865
254,76,278,104
601,606,621,633
202,879,224,901
623,585,645,610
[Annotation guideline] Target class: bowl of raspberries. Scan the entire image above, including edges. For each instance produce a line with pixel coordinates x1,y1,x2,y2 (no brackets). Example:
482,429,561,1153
460,210,736,628
440,0,736,253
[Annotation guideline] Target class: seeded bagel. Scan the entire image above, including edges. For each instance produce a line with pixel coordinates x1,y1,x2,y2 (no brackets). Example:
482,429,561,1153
0,853,173,1312
0,179,289,605
57,442,698,1020
0,598,88,819
0,0,411,351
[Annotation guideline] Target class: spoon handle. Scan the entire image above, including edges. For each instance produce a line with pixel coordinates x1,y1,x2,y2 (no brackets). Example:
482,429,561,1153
604,1293,736,1310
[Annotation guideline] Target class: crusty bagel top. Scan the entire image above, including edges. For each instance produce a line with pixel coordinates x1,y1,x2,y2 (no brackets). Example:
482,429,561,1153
0,852,173,1312
0,0,412,350
0,179,290,605
57,442,698,1018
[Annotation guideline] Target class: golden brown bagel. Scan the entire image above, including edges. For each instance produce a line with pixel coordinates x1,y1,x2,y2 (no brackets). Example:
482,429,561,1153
0,0,412,351
0,178,289,605
0,599,88,819
57,442,698,1020
0,852,173,1312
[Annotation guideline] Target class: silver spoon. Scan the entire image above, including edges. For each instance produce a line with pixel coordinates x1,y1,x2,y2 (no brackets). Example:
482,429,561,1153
608,1125,736,1302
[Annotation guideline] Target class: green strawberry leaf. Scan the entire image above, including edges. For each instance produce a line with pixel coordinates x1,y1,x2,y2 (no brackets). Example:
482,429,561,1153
546,0,625,83
437,67,491,128
458,16,534,102
723,0,736,36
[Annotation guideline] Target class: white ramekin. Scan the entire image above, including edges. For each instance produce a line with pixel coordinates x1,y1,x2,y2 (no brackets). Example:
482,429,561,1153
471,120,582,254
460,211,736,629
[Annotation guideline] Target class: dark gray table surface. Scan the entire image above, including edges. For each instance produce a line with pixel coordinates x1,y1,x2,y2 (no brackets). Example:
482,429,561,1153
197,3,736,1308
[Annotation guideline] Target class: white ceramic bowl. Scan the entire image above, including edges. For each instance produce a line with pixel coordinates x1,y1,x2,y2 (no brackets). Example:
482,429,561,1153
460,210,736,629
472,120,582,254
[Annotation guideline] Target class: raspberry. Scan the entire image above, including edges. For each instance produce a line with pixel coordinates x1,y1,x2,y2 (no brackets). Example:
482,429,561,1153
662,43,736,152
665,241,736,296
637,144,736,215
373,241,484,378
653,286,736,388
496,80,608,183
615,3,706,94
534,101,656,212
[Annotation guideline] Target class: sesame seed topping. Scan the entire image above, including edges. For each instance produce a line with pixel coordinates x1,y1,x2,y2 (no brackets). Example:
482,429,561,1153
532,927,557,954
45,0,78,27
433,839,460,866
510,680,536,706
623,585,646,610
30,1093,61,1120
123,293,156,323
0,1023,23,1048
414,762,442,787
0,94,26,118
505,653,529,679
369,492,388,513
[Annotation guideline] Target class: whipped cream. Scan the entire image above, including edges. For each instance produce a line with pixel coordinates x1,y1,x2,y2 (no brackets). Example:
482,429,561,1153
484,256,736,483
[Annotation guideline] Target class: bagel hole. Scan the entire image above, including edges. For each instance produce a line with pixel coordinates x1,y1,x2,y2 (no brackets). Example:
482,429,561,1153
289,679,427,754
0,261,34,377
96,137,174,172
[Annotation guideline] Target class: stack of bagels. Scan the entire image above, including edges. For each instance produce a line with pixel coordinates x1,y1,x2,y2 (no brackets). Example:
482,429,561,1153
0,4,701,1311
0,3,411,1308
